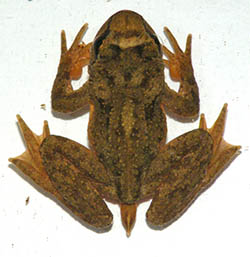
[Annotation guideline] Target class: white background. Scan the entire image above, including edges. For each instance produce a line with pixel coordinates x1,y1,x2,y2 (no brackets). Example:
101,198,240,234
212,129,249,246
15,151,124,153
1,0,250,256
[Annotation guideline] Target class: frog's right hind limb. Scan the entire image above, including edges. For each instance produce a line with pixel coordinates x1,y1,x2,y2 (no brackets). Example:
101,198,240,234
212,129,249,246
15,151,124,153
143,104,240,228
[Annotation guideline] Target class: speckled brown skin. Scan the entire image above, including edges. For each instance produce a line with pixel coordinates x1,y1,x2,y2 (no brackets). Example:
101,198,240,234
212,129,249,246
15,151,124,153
9,10,240,235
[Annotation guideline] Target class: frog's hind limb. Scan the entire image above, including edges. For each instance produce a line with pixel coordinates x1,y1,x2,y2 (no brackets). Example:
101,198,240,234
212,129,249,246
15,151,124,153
142,104,240,228
9,116,117,230
39,134,118,229
143,128,213,227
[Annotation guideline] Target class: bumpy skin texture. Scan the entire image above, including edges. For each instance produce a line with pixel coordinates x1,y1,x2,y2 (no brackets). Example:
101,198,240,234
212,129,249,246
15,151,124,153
9,10,240,235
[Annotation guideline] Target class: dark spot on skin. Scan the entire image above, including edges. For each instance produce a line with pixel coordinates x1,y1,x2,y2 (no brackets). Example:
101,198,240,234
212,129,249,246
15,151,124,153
124,71,132,81
135,45,144,57
187,76,196,85
64,71,70,80
145,98,157,120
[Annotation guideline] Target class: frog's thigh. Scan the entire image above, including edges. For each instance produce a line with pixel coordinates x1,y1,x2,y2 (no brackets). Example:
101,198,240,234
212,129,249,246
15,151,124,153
40,135,113,229
145,129,213,228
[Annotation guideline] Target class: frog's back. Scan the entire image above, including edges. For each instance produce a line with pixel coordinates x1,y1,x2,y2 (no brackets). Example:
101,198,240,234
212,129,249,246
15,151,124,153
88,10,167,203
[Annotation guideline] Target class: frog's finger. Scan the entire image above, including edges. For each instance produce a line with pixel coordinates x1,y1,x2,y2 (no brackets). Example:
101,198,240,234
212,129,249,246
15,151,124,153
163,59,170,69
40,135,115,229
162,44,174,59
70,23,88,51
61,30,67,54
185,34,192,57
144,129,213,228
164,27,183,54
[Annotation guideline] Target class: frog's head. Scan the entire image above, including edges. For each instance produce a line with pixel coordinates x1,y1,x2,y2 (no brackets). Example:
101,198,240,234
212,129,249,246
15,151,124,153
91,10,161,60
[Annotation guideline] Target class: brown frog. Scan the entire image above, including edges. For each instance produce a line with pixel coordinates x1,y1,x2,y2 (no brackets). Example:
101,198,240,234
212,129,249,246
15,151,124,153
9,10,240,236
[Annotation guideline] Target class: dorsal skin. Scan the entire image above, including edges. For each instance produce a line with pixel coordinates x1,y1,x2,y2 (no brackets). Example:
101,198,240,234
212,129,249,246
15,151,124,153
88,10,166,204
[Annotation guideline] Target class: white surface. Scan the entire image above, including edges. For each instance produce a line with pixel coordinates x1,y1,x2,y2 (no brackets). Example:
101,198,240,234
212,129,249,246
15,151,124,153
1,0,249,256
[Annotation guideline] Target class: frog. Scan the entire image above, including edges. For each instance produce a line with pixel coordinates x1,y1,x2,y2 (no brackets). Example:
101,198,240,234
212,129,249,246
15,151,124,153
9,10,240,236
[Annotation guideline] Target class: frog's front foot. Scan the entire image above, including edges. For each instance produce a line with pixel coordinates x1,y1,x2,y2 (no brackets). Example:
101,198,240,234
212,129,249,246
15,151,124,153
162,27,193,82
59,24,92,80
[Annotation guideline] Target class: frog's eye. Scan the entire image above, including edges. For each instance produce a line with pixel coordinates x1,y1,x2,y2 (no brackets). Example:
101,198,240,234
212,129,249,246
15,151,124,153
143,23,162,54
149,33,161,54
93,30,109,58
93,36,105,57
